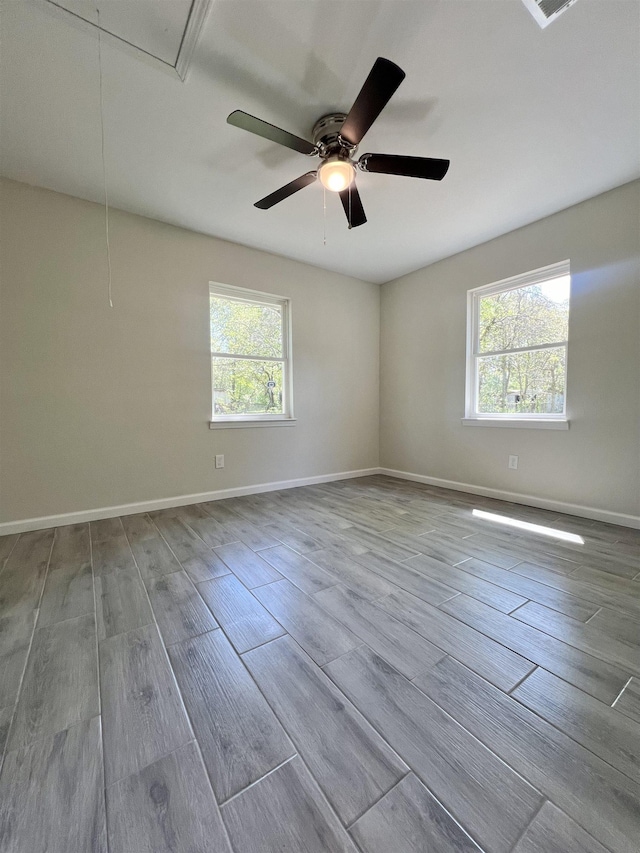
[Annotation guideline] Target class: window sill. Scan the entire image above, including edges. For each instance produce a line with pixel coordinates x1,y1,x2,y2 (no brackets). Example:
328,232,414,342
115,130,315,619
462,418,569,430
209,418,297,430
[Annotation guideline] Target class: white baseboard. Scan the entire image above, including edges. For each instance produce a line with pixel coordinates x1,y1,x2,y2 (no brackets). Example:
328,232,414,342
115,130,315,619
4,465,638,534
379,468,640,529
0,468,382,535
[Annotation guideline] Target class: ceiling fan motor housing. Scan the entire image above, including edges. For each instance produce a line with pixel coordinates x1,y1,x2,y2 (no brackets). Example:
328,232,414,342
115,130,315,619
312,113,356,160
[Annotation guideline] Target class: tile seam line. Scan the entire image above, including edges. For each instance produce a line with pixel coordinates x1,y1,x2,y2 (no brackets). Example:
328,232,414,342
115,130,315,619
507,665,540,696
0,533,20,578
452,559,601,611
505,797,547,853
1,531,56,761
120,515,197,745
89,522,110,853
104,738,199,790
508,604,639,678
344,768,413,832
611,676,634,709
217,753,299,809
1,712,104,761
510,675,640,788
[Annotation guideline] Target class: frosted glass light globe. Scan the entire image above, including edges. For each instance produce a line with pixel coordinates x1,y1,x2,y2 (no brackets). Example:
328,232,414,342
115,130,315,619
318,158,355,192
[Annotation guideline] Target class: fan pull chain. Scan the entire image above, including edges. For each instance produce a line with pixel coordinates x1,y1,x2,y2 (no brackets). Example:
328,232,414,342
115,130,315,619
96,6,113,308
323,185,327,246
348,182,352,230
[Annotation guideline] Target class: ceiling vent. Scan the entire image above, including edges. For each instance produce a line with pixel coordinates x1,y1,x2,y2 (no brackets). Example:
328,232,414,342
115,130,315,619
521,0,581,28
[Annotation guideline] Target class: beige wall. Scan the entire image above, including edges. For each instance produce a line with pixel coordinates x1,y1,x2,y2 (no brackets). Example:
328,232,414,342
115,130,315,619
2,177,639,526
380,180,640,519
0,178,380,523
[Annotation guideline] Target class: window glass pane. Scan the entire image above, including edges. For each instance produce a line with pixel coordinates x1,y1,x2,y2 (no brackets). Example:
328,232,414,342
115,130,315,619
477,347,566,414
210,296,283,358
478,276,570,353
212,358,284,416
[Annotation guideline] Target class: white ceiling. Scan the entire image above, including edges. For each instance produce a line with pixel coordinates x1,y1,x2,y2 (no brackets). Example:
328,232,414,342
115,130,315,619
1,0,639,283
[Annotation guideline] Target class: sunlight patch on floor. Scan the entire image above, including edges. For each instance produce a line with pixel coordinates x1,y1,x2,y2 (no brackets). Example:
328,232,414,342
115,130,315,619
472,509,585,544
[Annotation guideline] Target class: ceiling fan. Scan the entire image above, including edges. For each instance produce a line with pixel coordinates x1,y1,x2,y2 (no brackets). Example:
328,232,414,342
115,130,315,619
227,57,450,229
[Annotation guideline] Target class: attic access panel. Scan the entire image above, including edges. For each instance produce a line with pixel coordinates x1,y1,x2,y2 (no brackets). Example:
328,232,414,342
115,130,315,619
43,0,211,79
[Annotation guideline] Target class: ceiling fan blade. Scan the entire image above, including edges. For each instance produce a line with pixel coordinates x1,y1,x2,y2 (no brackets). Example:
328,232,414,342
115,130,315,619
340,58,406,146
339,182,367,228
254,172,318,210
359,153,450,181
227,110,317,156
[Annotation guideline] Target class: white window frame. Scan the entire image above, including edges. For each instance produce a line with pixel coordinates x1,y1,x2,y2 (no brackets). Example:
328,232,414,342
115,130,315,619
463,260,570,430
209,283,295,429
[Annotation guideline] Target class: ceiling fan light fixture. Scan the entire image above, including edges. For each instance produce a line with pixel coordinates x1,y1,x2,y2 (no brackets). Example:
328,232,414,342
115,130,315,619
318,157,355,193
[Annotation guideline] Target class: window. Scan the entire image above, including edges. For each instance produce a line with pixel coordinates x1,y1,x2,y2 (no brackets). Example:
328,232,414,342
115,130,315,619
209,283,294,426
465,261,570,427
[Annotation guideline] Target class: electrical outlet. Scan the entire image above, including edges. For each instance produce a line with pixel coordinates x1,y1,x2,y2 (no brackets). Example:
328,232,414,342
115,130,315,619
508,455,519,470
215,454,224,469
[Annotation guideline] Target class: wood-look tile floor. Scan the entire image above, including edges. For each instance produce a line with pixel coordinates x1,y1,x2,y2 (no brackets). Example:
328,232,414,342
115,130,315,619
1,475,639,852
